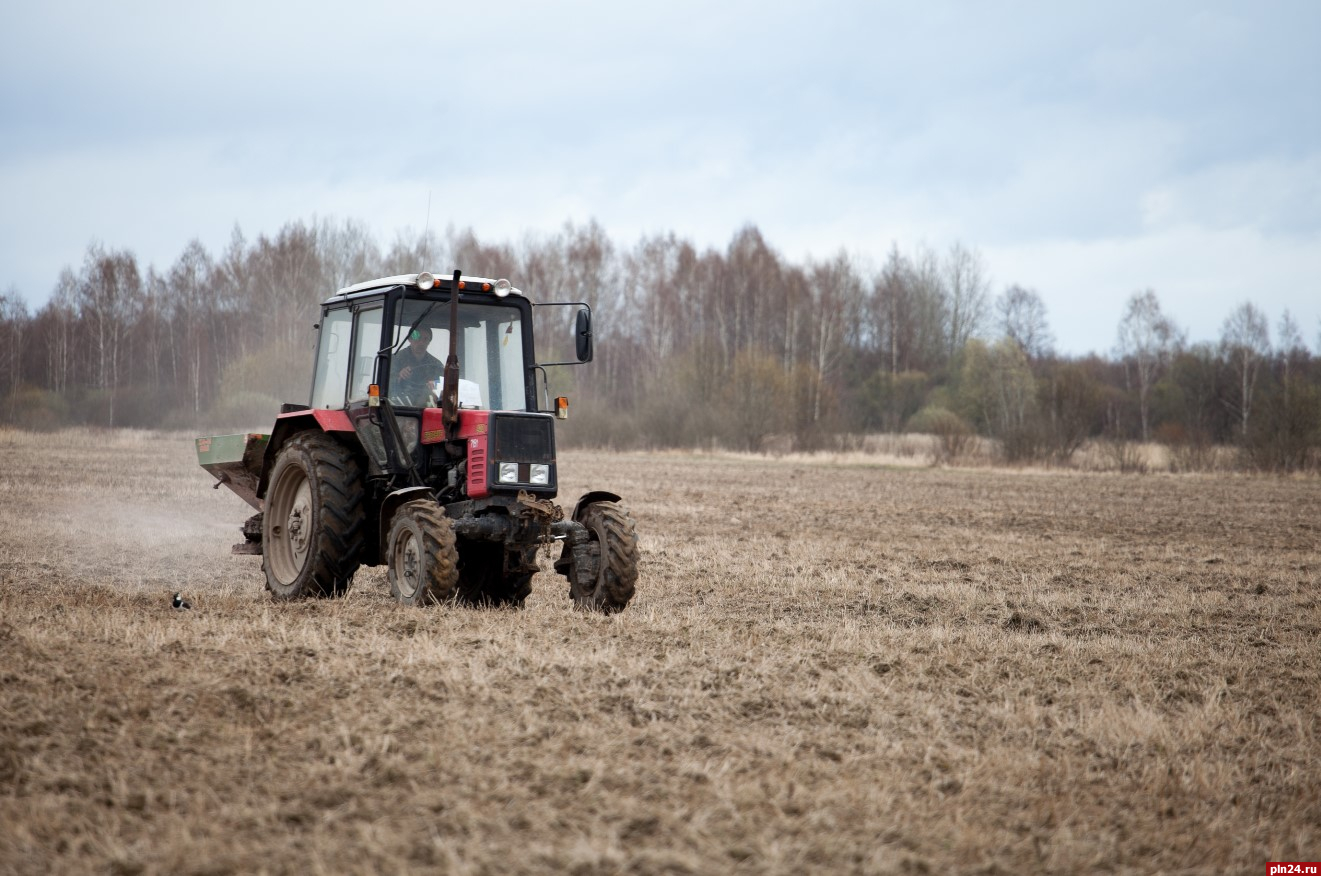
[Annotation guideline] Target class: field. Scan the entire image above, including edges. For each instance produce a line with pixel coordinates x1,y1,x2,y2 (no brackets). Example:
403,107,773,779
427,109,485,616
1,429,1318,875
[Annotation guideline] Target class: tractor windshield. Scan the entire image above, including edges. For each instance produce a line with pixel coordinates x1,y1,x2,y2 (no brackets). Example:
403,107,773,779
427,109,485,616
389,299,527,411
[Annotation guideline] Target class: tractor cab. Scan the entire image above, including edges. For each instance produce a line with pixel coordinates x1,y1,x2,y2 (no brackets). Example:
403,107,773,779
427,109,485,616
312,274,538,415
302,272,588,502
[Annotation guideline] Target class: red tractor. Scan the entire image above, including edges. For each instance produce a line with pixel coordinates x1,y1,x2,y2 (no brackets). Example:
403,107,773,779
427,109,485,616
197,270,638,612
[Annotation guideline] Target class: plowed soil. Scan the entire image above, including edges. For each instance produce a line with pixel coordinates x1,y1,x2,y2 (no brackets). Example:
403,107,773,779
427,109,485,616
1,429,1318,875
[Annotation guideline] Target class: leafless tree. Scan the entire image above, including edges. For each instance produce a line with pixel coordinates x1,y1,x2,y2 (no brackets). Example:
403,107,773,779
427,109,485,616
1220,301,1270,438
619,232,688,396
1116,289,1182,441
721,349,789,451
556,221,620,396
210,226,253,362
41,270,78,396
995,284,1054,361
78,245,142,426
961,338,1037,458
138,267,167,393
871,245,908,377
869,244,947,376
1276,309,1307,418
166,241,215,414
1278,310,1305,358
248,221,327,355
942,242,990,365
715,226,781,377
911,247,949,370
806,251,863,424
0,287,28,419
317,218,382,293
382,226,442,277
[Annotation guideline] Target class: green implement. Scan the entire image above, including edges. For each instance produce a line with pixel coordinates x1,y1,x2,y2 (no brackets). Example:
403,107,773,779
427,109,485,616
196,433,270,511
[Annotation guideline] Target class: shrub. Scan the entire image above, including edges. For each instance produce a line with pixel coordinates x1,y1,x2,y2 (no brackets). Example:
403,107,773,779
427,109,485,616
857,371,930,432
1240,379,1321,473
1038,363,1104,463
907,406,973,464
1156,422,1215,473
1098,437,1149,474
998,421,1049,464
556,398,644,450
1,386,69,431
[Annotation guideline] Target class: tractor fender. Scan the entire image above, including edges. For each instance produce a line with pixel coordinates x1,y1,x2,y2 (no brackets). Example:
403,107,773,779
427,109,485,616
569,490,624,524
256,409,356,499
377,487,435,557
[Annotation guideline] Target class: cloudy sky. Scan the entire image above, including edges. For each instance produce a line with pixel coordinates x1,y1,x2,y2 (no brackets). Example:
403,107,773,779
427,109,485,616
2,0,1318,354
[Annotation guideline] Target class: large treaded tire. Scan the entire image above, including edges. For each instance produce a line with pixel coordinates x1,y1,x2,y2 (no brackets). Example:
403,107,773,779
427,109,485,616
263,431,365,600
386,500,460,607
571,501,639,614
456,541,534,608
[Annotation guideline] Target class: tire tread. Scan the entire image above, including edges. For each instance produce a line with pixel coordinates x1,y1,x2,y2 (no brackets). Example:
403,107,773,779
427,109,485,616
571,501,639,614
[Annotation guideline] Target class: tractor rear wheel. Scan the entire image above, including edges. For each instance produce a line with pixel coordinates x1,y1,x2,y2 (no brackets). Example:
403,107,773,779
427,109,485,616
457,542,534,608
263,432,365,600
386,500,459,606
568,501,639,614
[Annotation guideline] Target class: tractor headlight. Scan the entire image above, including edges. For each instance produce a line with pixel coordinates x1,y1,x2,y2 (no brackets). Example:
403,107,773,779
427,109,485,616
529,464,550,485
498,462,519,483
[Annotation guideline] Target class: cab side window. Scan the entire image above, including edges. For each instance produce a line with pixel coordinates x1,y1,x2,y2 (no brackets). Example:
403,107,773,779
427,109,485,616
310,308,352,410
349,306,383,402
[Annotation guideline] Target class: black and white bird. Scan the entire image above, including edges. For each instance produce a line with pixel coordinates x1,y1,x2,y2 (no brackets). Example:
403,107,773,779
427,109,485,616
172,592,192,610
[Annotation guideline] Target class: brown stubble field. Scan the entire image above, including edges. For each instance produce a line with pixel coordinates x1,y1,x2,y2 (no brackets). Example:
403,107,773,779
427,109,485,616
0,428,1318,875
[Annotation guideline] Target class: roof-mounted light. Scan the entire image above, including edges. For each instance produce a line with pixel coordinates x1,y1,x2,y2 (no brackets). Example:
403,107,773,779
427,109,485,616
494,278,517,298
416,272,436,290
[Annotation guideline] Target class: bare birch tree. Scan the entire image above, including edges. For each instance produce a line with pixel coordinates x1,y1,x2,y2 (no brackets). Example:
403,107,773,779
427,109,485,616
995,284,1054,361
942,242,990,365
1278,310,1307,411
806,251,862,423
78,245,142,426
42,270,78,396
1116,289,1181,441
1219,301,1270,438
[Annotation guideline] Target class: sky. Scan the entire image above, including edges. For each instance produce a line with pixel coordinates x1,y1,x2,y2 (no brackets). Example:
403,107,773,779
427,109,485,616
1,0,1318,355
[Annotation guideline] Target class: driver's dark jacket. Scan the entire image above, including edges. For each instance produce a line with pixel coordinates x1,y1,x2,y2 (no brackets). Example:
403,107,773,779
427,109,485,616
389,349,443,404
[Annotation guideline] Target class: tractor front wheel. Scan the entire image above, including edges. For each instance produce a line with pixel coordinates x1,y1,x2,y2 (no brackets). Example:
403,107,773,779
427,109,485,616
263,432,365,600
386,500,460,606
566,501,639,614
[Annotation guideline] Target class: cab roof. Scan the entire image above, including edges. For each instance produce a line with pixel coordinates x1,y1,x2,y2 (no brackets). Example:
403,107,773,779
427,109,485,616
325,273,510,305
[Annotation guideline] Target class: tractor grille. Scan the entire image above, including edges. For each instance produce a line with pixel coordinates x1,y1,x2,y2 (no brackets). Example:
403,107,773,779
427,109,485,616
491,413,554,463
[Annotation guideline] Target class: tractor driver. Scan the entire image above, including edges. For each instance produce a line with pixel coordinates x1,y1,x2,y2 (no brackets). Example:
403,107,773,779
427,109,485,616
390,326,443,405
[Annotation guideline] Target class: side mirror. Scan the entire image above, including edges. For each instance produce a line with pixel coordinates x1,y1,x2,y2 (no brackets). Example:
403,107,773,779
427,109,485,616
575,308,593,362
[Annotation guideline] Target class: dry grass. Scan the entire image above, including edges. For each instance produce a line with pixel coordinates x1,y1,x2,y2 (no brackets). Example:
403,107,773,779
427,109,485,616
1,427,1318,875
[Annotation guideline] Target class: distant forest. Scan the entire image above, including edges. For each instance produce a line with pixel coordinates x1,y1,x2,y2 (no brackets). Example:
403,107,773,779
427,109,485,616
1,218,1318,471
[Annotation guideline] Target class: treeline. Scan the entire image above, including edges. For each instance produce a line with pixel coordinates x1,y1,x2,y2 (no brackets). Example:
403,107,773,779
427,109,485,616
1,218,1318,471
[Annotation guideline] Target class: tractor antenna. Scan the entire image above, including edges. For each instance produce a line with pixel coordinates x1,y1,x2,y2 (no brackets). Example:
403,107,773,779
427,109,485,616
442,268,461,433
422,189,433,269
